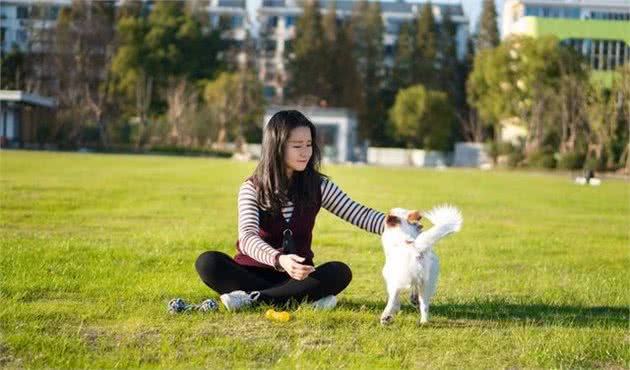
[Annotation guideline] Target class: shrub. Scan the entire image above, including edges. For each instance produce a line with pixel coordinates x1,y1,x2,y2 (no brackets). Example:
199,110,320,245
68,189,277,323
528,150,557,169
149,145,233,158
557,152,586,170
493,141,525,168
583,156,605,171
507,150,525,168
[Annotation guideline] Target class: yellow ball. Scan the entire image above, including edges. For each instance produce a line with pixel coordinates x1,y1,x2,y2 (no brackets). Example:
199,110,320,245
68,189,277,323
265,309,291,322
274,311,291,322
265,309,275,320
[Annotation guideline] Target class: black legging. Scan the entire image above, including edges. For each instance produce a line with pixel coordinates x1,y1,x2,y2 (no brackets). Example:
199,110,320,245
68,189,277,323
195,251,352,305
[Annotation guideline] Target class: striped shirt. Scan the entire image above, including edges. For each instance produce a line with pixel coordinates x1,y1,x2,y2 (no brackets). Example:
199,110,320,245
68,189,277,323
238,178,385,267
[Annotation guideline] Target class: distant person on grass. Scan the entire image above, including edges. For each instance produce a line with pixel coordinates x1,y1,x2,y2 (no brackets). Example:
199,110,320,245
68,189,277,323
194,110,388,311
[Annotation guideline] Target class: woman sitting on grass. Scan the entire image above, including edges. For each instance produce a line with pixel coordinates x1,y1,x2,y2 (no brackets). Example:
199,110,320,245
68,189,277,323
193,110,387,311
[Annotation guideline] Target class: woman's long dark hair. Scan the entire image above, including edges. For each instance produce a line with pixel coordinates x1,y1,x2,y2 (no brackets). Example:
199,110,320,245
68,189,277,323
253,110,326,215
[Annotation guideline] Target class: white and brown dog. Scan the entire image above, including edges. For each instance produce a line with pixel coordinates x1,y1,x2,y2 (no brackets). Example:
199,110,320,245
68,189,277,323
380,205,462,325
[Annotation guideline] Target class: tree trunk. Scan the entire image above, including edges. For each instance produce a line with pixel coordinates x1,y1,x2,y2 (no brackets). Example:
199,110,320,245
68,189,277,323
135,73,153,150
97,113,109,148
216,127,227,149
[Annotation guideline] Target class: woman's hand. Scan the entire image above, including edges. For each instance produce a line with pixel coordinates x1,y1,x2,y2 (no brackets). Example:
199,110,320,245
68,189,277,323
278,254,315,280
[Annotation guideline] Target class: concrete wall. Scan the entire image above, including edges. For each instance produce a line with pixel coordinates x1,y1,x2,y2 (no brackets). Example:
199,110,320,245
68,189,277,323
244,142,490,169
453,142,491,167
367,147,449,167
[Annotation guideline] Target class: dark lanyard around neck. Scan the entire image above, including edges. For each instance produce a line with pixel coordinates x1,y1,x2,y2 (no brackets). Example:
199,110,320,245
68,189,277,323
282,229,296,254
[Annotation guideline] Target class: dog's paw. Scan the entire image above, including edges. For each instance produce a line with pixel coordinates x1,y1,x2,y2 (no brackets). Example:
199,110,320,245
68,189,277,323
380,315,394,326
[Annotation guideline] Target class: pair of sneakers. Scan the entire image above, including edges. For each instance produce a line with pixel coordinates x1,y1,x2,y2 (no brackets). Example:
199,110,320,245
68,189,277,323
168,292,338,313
219,290,338,311
167,295,255,314
167,298,219,314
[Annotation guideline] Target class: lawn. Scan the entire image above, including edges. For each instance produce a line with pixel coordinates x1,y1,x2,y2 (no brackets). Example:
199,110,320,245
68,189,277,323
0,150,628,369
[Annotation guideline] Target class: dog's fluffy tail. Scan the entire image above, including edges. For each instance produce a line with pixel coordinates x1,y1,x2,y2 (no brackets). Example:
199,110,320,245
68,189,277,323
414,204,462,252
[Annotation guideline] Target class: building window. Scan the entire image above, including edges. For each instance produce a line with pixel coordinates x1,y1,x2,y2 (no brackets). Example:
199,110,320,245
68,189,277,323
49,6,60,20
1,28,5,44
524,6,539,16
218,15,232,29
16,29,27,44
524,6,580,19
285,16,294,26
16,6,29,19
590,11,630,21
262,0,283,6
563,38,629,71
384,44,394,58
208,15,216,28
231,15,243,28
541,7,550,17
267,16,278,28
580,39,591,57
386,19,401,34
219,0,245,6
264,39,275,53
566,8,580,19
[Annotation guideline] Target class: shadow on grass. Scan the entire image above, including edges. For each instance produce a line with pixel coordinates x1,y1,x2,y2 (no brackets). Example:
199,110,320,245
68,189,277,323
339,298,629,328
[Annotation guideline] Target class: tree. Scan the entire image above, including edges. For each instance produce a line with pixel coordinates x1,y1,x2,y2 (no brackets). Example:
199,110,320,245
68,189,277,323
389,84,454,150
468,35,590,156
165,79,199,146
589,66,630,170
287,0,329,102
49,6,84,144
438,8,460,105
159,3,223,146
203,72,264,148
22,2,57,95
390,22,415,92
468,36,545,145
414,2,438,89
0,46,26,90
78,1,117,148
458,36,483,142
111,1,222,147
556,52,590,156
615,65,630,171
322,0,338,47
110,14,152,147
476,0,499,52
349,0,386,143
321,0,361,108
27,1,118,147
116,0,143,19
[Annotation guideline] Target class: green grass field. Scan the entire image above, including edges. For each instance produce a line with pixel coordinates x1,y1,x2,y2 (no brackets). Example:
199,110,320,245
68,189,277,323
1,150,628,369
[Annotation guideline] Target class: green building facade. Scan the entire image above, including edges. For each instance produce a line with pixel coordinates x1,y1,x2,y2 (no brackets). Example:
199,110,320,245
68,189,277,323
502,0,630,86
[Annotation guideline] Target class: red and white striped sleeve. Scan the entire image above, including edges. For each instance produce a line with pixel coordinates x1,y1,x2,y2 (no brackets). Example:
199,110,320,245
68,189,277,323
320,178,385,235
237,180,280,267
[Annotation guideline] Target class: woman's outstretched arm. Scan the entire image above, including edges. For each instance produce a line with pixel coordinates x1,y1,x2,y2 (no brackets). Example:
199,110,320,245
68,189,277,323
320,178,385,235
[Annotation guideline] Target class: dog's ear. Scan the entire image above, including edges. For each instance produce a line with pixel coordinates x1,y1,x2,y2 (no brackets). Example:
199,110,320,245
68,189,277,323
385,213,400,227
407,210,422,224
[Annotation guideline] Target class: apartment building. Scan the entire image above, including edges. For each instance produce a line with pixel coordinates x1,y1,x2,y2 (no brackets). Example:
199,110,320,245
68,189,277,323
502,0,630,86
209,0,469,101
